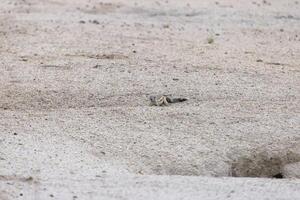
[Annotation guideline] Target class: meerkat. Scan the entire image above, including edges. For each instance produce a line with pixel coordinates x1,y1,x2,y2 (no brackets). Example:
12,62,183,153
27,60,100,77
149,95,187,106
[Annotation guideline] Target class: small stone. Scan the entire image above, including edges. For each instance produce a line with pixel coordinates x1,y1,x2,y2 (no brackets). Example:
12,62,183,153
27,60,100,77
92,20,99,24
25,176,33,181
207,37,214,44
93,64,102,69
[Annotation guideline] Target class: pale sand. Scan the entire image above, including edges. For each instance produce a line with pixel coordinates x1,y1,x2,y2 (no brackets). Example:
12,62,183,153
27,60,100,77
0,0,300,199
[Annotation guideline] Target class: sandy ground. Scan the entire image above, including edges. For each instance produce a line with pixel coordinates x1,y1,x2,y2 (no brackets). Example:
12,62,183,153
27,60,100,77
0,0,300,199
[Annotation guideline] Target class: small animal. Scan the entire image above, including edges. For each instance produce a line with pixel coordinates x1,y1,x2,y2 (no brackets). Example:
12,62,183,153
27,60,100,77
149,95,187,106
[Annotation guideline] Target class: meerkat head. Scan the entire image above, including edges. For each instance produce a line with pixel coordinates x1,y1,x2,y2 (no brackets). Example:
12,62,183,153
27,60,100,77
149,95,156,102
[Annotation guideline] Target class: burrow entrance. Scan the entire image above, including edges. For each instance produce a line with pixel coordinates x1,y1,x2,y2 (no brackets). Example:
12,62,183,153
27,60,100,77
230,148,300,179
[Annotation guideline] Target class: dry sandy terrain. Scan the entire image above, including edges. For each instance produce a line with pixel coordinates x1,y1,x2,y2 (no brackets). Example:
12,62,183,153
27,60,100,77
0,0,300,199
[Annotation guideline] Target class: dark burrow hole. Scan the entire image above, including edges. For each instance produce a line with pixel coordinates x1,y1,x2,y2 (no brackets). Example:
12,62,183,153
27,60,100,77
272,173,284,179
231,150,300,179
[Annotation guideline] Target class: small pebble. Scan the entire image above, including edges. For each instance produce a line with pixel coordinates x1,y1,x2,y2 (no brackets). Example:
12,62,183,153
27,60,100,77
92,20,99,24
